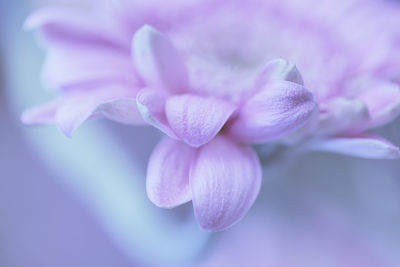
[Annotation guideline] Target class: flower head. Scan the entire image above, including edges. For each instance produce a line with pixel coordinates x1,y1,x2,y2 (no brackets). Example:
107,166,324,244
22,0,400,230
132,25,316,230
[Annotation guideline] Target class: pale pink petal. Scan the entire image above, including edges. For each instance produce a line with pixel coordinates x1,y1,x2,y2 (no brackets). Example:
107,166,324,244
191,136,262,231
96,98,144,125
357,81,400,128
25,6,127,48
146,138,196,208
303,135,400,159
165,94,236,147
227,80,316,143
23,84,141,136
26,7,137,91
132,25,188,93
136,89,178,138
21,99,59,125
42,45,137,90
55,85,140,136
255,59,304,88
317,98,369,135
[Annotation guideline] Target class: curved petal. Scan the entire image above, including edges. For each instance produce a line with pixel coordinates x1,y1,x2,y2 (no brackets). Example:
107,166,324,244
165,94,236,147
21,99,59,125
42,45,137,90
26,7,136,91
303,135,400,159
22,84,141,136
25,6,127,48
255,59,304,88
317,98,369,135
136,89,177,139
132,25,188,93
190,136,262,231
357,81,400,128
96,98,144,125
227,80,316,143
146,138,196,208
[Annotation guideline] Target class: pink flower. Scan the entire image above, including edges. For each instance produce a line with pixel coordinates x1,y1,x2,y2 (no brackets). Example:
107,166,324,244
22,0,400,229
21,1,316,231
133,25,315,231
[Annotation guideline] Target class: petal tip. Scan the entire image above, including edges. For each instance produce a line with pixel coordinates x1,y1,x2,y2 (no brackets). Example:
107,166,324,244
58,124,74,138
146,138,194,209
132,24,188,92
191,137,262,232
257,59,304,87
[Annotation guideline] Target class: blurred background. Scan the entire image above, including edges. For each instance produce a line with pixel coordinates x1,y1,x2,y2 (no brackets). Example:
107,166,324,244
1,1,400,267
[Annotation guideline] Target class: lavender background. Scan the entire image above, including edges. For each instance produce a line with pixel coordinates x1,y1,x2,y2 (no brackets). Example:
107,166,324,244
1,1,400,266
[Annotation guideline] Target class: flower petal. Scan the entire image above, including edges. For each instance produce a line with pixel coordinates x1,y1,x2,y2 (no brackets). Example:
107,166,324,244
303,135,400,159
96,98,144,125
146,138,196,208
42,45,137,90
25,6,127,48
317,98,369,135
191,136,262,231
21,99,59,125
255,59,304,87
56,85,141,136
132,25,188,93
136,89,178,139
23,84,141,136
26,7,137,91
357,81,400,128
165,94,236,147
227,80,316,143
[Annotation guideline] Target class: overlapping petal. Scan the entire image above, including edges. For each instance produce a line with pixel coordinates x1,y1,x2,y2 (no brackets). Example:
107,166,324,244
146,138,196,208
135,89,178,138
317,98,369,135
21,99,59,125
302,135,400,159
42,45,137,90
190,136,262,231
132,25,188,93
356,80,400,128
227,80,316,143
25,6,127,48
165,94,236,147
22,84,142,136
255,59,304,87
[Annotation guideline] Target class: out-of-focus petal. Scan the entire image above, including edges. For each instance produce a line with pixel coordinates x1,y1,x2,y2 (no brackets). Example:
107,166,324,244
23,84,140,136
42,45,137,90
132,25,188,93
357,81,400,128
56,85,141,136
317,98,369,135
96,98,144,125
191,136,262,231
146,138,196,208
21,99,59,125
136,89,177,138
25,6,127,48
303,135,400,159
227,80,316,143
255,59,304,87
165,94,236,147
